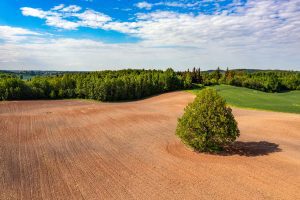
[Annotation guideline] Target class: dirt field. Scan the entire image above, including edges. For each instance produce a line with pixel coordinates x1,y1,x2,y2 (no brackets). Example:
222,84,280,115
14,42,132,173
0,92,299,200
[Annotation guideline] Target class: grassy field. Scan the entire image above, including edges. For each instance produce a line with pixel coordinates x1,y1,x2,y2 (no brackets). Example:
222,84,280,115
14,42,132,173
190,85,300,114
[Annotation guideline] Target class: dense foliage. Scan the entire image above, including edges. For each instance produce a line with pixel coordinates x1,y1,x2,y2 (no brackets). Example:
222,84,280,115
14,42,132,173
0,69,192,101
181,68,300,92
223,70,300,92
176,88,240,152
1,68,299,101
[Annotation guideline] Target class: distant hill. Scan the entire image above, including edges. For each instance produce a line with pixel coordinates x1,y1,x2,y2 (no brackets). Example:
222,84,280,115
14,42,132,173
0,70,81,80
204,69,299,73
1,69,299,80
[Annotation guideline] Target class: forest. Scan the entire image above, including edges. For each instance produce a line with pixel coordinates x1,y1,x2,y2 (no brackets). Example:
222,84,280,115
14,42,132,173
185,68,300,92
0,69,192,101
0,68,299,101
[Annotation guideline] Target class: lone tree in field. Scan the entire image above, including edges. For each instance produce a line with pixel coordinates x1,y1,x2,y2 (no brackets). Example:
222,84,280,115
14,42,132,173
176,88,239,152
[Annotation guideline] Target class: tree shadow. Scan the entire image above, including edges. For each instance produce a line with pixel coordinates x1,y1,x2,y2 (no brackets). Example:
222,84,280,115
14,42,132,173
218,141,281,157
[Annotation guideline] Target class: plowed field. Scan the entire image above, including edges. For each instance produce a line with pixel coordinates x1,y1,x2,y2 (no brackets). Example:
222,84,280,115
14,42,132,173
0,92,299,199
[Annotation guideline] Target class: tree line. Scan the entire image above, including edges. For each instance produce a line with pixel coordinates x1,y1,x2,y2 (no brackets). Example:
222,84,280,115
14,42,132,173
181,67,300,92
0,68,299,101
223,70,300,92
0,69,192,101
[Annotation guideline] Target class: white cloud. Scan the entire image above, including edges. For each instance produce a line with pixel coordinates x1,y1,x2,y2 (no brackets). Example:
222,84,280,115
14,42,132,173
21,7,47,18
135,1,201,10
156,1,200,8
1,36,299,71
21,5,111,30
21,1,300,47
51,4,65,11
21,7,80,30
45,16,79,30
61,5,82,12
135,2,153,10
0,25,41,42
75,10,112,28
3,0,300,70
124,0,300,49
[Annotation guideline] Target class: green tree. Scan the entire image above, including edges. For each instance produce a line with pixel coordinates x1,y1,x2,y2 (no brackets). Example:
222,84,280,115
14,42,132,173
211,67,222,81
176,88,240,152
183,72,192,88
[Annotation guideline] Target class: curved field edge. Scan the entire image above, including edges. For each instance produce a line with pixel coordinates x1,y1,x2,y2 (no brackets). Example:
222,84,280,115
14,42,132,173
0,92,300,199
188,85,300,114
1,84,299,114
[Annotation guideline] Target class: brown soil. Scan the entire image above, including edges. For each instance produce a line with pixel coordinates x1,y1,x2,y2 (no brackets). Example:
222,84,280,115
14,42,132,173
0,92,299,200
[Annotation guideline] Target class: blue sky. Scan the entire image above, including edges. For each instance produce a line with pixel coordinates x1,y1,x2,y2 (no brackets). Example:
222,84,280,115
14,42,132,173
0,0,299,71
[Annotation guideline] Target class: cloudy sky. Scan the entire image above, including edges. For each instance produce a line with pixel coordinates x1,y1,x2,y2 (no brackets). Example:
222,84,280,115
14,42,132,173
0,0,299,71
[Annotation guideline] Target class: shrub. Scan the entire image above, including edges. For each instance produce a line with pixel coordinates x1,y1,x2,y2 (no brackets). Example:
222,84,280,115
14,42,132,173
176,88,240,152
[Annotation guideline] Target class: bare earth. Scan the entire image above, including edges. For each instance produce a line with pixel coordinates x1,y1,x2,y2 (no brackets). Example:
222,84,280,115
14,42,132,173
0,92,299,200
